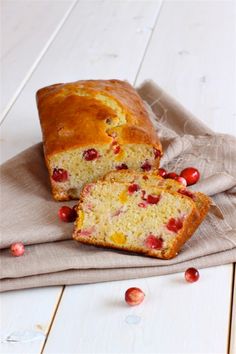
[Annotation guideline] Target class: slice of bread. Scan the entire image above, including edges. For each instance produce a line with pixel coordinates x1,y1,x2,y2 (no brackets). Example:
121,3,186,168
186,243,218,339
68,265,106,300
73,179,207,259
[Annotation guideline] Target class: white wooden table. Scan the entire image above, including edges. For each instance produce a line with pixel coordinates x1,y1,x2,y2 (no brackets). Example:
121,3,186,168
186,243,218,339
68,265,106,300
1,1,235,353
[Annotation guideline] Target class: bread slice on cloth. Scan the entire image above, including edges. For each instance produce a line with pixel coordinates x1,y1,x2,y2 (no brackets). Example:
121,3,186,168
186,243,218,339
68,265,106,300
73,175,210,259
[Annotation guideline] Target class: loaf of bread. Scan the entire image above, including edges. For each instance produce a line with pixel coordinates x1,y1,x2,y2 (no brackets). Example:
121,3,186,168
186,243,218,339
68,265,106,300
36,80,162,201
73,174,210,259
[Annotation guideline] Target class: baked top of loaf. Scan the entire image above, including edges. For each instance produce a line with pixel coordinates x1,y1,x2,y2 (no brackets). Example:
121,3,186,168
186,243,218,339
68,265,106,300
36,79,162,158
73,180,206,259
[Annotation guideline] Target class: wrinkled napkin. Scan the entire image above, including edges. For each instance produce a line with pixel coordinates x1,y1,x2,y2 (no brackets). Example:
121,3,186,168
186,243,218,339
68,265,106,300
1,81,236,292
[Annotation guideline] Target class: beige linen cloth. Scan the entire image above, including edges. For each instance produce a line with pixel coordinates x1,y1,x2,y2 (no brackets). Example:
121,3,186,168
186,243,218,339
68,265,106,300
1,81,236,292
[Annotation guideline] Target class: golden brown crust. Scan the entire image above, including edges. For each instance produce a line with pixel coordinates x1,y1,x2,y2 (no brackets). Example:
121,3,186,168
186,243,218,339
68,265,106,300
36,79,162,158
163,192,211,258
73,232,169,259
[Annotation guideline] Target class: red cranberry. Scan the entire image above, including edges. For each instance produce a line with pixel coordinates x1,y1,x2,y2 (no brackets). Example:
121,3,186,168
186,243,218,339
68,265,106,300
52,168,68,182
83,148,99,161
185,267,200,283
165,172,179,179
158,168,167,178
153,148,161,159
145,235,163,249
147,194,160,204
138,202,147,208
128,184,140,194
113,145,121,154
141,190,146,200
83,183,94,195
178,188,194,199
141,161,152,171
125,287,145,306
79,226,95,237
116,163,128,170
166,218,183,233
10,242,25,257
58,206,77,222
180,167,200,186
174,176,187,187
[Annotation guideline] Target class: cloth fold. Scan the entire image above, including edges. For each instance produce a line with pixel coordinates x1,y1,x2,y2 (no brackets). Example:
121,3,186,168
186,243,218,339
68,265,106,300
1,81,236,292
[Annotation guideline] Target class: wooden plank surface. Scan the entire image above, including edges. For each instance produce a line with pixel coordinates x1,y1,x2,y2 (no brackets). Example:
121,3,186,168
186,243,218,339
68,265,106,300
43,266,232,354
1,0,75,117
136,0,236,134
0,287,62,354
135,2,236,350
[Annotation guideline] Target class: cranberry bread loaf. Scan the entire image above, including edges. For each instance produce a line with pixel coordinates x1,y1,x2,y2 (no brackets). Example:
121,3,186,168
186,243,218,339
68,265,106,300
36,80,162,201
73,180,207,259
104,170,211,218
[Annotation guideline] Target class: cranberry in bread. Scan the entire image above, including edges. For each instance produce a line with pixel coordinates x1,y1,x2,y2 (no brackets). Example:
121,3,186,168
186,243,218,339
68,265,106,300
73,178,208,259
36,80,162,201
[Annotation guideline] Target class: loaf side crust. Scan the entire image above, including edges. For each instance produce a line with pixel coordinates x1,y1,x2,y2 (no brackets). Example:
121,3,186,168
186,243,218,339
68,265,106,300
163,193,211,258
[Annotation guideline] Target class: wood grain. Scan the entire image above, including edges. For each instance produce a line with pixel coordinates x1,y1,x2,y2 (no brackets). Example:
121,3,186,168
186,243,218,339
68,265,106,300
136,0,236,134
1,0,75,117
0,287,62,354
43,266,232,354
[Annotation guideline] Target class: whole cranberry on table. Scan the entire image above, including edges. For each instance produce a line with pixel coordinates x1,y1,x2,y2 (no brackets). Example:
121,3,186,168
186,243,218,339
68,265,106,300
10,242,25,257
180,167,200,186
185,267,200,283
125,287,145,306
58,206,77,222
